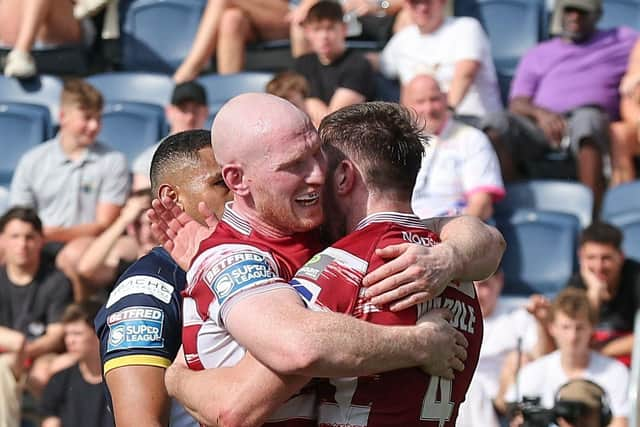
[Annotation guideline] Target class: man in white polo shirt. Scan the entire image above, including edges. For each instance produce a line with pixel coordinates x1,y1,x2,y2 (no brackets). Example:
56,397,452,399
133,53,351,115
402,74,505,221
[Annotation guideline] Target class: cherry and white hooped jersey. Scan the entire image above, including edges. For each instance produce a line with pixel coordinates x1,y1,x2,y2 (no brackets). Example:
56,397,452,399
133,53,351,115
182,205,323,426
291,212,484,427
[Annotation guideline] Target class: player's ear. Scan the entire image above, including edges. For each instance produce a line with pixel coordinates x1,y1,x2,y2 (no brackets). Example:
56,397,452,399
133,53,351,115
158,184,184,211
335,160,355,195
222,164,248,196
158,184,177,202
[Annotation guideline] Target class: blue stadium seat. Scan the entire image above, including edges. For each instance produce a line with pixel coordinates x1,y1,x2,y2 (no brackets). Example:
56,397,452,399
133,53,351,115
599,0,640,30
0,102,51,186
495,209,580,296
99,102,165,163
87,72,174,107
0,75,63,125
197,72,274,108
496,179,594,228
601,180,640,221
474,0,547,66
606,212,640,262
121,0,207,72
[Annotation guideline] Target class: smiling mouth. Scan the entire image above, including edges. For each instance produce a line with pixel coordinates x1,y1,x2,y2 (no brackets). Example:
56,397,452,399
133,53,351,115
295,192,320,206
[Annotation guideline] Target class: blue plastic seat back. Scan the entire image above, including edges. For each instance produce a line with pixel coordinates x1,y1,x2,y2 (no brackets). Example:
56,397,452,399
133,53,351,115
601,180,640,221
99,102,165,163
496,179,594,228
496,209,580,296
475,0,547,64
607,212,640,262
0,102,51,186
599,0,640,30
197,72,274,107
87,72,174,107
121,0,207,72
0,75,63,125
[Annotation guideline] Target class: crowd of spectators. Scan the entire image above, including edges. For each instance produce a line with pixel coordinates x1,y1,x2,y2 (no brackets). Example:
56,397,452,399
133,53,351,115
1,0,640,426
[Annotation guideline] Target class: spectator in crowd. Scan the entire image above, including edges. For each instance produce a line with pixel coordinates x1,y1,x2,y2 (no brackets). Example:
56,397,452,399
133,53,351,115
457,270,551,426
402,74,505,220
9,79,129,300
9,79,129,251
0,0,98,78
294,1,375,126
131,81,210,190
289,0,412,58
0,207,72,397
72,189,153,302
503,288,629,427
483,0,637,214
611,39,640,185
40,300,114,427
265,70,310,113
373,0,502,123
567,222,640,366
554,379,614,427
173,0,290,81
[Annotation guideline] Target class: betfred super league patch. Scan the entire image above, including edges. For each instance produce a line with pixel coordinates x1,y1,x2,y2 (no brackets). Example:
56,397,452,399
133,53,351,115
202,251,277,304
106,306,165,353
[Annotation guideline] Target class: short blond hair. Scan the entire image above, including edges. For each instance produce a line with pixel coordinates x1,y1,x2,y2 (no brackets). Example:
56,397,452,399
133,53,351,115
61,79,103,112
551,287,597,325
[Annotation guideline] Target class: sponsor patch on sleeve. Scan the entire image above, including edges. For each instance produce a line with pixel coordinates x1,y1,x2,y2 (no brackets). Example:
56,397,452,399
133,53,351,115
106,306,165,353
202,251,277,305
106,275,174,308
295,253,334,280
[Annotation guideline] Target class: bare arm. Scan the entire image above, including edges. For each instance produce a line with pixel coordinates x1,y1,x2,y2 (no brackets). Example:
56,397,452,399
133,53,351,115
0,327,25,352
44,202,122,242
447,59,480,110
363,215,505,310
509,96,565,146
106,365,171,427
76,195,149,285
225,288,466,378
464,192,494,221
41,417,62,427
598,335,634,358
610,416,629,427
166,349,309,427
25,323,64,359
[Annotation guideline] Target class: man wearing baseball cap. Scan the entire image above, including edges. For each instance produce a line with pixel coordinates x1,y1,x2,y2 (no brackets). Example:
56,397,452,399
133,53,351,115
132,81,210,190
483,0,638,217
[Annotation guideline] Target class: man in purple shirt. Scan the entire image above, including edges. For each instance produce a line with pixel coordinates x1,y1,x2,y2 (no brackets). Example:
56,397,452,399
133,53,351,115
484,0,637,215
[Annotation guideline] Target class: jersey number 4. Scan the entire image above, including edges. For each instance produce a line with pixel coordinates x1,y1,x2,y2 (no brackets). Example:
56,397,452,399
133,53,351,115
420,376,454,427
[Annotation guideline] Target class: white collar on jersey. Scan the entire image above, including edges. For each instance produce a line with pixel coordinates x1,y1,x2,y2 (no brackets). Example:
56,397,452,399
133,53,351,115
355,211,426,231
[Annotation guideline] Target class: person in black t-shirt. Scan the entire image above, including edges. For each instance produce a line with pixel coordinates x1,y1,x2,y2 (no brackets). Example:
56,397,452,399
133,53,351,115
294,0,375,126
40,301,114,427
567,222,640,366
0,207,72,397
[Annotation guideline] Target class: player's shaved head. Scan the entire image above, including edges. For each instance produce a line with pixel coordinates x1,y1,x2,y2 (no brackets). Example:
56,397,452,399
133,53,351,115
211,92,312,168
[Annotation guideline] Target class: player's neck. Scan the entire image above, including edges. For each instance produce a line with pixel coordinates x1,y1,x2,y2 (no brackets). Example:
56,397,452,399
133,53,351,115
346,193,413,232
232,202,295,237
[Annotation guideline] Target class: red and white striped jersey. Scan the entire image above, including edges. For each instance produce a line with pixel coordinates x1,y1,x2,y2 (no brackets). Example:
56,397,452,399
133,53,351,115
183,205,323,426
290,212,484,427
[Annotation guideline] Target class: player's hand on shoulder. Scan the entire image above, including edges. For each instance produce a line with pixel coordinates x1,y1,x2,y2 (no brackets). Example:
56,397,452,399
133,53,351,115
147,197,217,270
363,243,455,311
416,308,468,380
